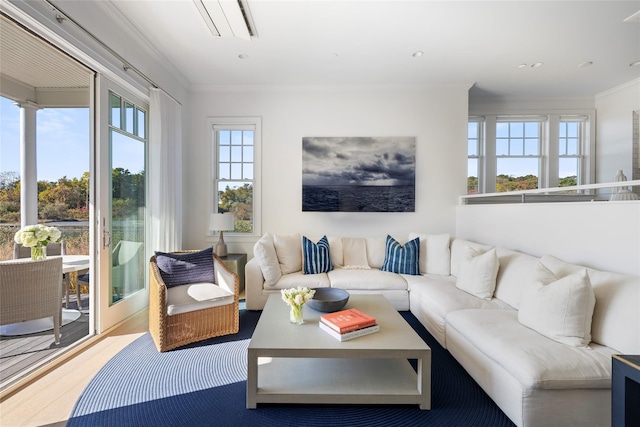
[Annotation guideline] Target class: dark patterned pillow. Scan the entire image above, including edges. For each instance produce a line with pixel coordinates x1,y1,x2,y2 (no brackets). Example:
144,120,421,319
380,235,421,275
155,247,214,288
302,235,333,274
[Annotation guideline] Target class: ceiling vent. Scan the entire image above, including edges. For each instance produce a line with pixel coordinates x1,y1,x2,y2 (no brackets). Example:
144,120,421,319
193,0,257,40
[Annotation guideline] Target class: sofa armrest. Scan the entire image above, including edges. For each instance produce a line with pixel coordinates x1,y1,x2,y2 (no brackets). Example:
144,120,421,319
246,257,269,310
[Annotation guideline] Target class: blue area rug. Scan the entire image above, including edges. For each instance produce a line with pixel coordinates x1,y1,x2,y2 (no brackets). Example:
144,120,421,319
68,308,515,427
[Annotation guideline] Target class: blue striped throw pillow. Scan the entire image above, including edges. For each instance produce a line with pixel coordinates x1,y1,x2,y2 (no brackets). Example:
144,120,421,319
380,235,421,275
302,235,334,274
155,247,214,288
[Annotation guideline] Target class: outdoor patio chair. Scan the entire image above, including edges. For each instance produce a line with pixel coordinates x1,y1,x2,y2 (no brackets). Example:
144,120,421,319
0,257,63,344
14,241,66,258
149,249,239,352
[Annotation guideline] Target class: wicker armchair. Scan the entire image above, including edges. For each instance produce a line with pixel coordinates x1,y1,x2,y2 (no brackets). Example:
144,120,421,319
0,258,63,344
149,251,239,352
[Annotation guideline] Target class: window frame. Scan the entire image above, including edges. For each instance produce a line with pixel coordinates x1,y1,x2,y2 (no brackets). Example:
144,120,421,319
208,116,261,238
468,111,594,194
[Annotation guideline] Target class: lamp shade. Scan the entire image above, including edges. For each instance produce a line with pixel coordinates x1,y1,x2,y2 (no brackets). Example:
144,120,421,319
209,213,235,231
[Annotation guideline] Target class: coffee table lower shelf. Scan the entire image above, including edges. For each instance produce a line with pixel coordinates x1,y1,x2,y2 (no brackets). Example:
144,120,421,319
247,357,429,409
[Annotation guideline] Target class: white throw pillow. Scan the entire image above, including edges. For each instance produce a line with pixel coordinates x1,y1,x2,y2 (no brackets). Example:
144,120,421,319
518,263,596,348
253,233,281,287
342,237,371,269
409,232,450,275
455,246,499,300
274,233,302,274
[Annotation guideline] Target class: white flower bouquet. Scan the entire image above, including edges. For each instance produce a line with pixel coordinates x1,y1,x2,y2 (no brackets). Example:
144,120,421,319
281,286,316,324
14,224,62,248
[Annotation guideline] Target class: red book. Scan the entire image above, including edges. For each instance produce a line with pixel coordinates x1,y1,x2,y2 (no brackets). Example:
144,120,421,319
320,308,376,333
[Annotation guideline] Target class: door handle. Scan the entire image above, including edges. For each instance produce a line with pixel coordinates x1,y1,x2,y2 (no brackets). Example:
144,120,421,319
102,217,111,249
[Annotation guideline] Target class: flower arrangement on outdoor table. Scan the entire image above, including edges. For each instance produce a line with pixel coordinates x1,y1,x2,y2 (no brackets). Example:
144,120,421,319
281,286,316,325
14,224,62,261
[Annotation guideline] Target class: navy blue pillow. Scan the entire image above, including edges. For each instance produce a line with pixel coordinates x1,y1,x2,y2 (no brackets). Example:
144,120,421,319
302,235,333,274
155,247,214,288
380,235,421,275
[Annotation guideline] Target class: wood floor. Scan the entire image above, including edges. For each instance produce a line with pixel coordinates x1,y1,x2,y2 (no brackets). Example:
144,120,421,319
0,309,148,427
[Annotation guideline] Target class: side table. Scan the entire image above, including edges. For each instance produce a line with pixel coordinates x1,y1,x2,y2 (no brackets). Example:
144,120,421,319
612,354,640,427
219,253,247,295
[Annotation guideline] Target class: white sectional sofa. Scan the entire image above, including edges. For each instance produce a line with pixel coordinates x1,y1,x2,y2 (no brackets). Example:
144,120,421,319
245,233,640,427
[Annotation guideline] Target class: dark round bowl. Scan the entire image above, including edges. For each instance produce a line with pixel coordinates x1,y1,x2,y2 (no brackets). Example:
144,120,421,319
306,288,350,313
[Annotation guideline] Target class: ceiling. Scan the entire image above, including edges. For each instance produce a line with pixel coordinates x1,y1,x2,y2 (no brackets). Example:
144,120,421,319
1,1,639,102
104,0,640,100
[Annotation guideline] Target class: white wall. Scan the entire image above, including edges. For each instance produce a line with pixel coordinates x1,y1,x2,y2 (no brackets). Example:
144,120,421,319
595,78,640,184
185,85,471,255
456,202,640,277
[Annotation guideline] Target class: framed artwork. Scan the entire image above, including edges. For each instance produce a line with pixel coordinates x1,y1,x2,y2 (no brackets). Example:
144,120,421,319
302,136,416,212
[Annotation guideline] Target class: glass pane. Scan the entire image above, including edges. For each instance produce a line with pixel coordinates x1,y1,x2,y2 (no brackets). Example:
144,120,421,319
243,146,254,162
510,122,524,137
217,182,253,233
559,139,567,155
219,146,230,162
110,131,145,305
231,163,242,179
231,146,242,162
559,122,567,136
524,139,538,155
243,131,254,145
124,102,134,134
496,122,509,138
524,122,539,137
468,140,477,156
244,163,254,180
567,122,578,138
496,139,509,155
136,109,146,138
109,92,121,128
467,159,478,194
566,139,578,155
496,158,539,192
219,163,230,179
468,122,478,138
218,130,231,145
511,138,524,155
231,130,242,145
559,158,578,186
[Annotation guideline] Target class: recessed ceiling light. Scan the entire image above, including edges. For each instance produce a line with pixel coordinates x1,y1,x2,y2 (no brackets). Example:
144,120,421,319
530,62,543,68
630,60,640,67
412,51,423,58
578,61,593,68
238,54,249,60
517,63,527,69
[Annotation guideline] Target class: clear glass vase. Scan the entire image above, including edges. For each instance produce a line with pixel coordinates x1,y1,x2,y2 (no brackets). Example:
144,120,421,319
289,304,304,325
31,245,46,261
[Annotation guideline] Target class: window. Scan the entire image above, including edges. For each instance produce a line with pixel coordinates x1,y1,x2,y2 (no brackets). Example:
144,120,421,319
210,117,261,235
468,113,593,194
495,119,541,192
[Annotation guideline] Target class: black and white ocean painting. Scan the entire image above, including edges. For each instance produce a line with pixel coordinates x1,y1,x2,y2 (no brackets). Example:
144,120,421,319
302,137,416,212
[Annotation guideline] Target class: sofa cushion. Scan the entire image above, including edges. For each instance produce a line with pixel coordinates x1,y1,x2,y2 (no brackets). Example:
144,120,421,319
328,268,408,291
342,237,371,269
253,233,281,287
540,255,639,354
446,309,611,390
327,235,344,268
381,235,420,275
494,246,541,309
365,237,387,269
166,281,234,315
455,246,499,300
409,232,450,275
274,233,302,274
519,263,595,348
302,235,333,274
450,238,494,277
155,247,214,288
271,271,331,290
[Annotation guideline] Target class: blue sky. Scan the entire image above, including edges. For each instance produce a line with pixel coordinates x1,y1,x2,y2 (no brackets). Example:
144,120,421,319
1,96,90,182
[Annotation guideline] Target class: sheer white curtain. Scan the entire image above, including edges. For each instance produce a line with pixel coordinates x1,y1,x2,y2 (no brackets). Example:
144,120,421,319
149,88,182,252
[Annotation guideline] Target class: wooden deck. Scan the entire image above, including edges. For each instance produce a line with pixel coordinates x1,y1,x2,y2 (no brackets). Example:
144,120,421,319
0,294,90,385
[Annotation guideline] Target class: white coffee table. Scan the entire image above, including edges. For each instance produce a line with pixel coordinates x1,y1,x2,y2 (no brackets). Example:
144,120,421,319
247,294,431,409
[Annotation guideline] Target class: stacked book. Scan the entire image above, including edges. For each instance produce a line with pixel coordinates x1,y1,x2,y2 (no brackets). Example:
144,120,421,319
319,308,379,341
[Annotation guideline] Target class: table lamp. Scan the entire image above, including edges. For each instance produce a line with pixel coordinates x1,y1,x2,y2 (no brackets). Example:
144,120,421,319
209,213,235,256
